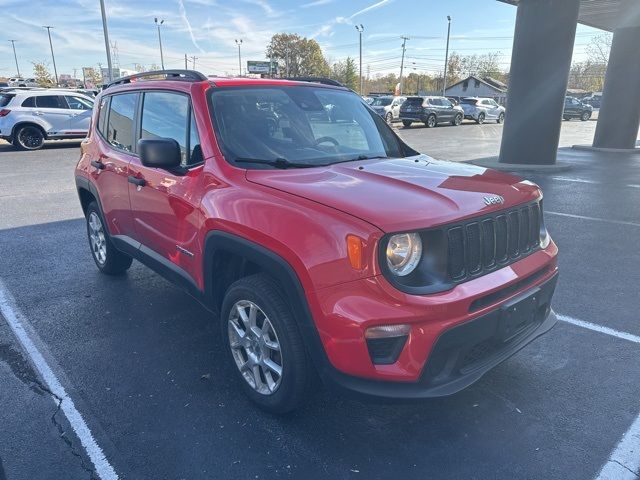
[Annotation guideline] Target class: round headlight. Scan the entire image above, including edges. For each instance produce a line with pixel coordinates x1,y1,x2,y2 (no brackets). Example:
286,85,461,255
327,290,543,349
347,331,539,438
386,233,422,276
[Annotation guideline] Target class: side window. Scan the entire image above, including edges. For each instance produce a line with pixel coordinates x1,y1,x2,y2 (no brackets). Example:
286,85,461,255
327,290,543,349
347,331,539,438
107,93,137,152
430,98,442,106
66,96,93,110
188,110,203,167
441,98,452,107
97,96,109,138
140,91,189,164
21,96,35,107
35,95,65,109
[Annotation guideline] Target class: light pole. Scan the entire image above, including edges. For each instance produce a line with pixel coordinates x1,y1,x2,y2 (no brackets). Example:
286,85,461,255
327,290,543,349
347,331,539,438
442,15,452,97
8,40,20,78
355,24,364,95
235,39,243,76
99,0,114,83
42,26,59,86
399,36,408,95
155,18,165,70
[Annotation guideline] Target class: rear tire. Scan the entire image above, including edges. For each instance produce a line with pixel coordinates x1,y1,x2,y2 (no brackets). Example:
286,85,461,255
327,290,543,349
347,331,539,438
476,113,485,124
425,114,437,128
580,111,591,121
85,201,132,275
14,125,45,150
402,120,412,128
221,274,314,414
385,112,393,124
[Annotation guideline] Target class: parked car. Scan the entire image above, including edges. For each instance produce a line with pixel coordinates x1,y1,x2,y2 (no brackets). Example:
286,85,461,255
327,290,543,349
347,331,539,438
0,89,94,150
563,96,593,121
362,96,374,105
582,93,602,109
369,95,406,123
8,77,38,87
75,71,558,413
0,82,9,88
399,96,464,127
460,97,506,124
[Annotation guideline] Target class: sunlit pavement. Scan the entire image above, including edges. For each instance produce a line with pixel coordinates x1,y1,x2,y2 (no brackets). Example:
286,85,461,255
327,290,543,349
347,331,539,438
0,123,639,479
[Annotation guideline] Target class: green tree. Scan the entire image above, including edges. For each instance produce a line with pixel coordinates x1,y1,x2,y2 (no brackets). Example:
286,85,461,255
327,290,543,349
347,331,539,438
330,57,358,90
82,67,102,88
266,33,330,77
32,62,54,87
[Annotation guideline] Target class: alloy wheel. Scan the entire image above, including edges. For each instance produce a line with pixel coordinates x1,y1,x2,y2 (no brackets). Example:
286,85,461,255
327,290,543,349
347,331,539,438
88,212,107,265
427,115,436,128
228,300,283,395
18,127,44,150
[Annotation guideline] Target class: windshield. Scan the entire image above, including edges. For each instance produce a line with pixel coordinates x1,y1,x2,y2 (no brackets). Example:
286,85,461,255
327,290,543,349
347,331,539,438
209,86,405,168
371,97,392,106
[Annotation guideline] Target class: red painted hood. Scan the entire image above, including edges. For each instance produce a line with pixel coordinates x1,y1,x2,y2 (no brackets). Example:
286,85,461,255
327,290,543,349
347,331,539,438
246,156,541,233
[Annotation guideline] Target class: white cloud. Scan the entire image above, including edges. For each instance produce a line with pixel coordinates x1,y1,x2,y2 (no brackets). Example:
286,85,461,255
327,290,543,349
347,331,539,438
178,0,206,53
301,0,334,8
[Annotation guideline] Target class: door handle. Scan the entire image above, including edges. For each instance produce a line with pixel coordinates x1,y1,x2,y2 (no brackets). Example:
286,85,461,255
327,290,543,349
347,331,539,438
34,111,45,116
90,160,105,170
128,175,146,187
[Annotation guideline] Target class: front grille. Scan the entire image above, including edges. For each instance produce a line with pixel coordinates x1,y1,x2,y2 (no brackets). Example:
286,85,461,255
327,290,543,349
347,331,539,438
447,202,541,283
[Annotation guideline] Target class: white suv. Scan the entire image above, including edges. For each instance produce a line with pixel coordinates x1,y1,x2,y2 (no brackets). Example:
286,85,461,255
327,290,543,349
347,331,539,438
0,90,94,150
8,78,38,87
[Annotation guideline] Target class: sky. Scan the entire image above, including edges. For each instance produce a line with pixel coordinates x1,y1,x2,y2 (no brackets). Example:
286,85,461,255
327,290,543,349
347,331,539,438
0,0,603,79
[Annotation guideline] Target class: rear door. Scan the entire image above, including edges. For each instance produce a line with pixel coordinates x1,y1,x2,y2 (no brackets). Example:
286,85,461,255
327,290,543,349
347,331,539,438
64,95,94,135
91,93,138,237
33,95,70,135
437,97,454,121
127,90,204,282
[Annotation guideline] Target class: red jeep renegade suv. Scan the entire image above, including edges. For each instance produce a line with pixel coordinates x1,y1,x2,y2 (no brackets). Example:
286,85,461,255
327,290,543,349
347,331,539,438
75,70,558,413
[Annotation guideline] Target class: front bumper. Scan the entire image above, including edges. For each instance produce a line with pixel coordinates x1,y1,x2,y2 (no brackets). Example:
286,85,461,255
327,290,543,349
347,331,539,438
306,245,559,399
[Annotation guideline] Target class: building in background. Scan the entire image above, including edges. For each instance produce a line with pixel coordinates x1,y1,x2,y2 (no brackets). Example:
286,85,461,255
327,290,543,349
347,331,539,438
445,75,508,105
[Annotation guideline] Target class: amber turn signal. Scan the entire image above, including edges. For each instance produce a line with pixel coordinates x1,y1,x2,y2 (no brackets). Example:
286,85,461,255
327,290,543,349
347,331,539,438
346,235,364,270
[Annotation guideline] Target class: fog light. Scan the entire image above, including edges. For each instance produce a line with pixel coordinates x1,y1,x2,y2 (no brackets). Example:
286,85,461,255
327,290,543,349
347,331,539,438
365,325,410,365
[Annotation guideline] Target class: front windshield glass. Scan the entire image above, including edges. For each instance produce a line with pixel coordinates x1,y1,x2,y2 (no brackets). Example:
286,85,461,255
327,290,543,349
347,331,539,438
371,97,392,106
209,86,405,168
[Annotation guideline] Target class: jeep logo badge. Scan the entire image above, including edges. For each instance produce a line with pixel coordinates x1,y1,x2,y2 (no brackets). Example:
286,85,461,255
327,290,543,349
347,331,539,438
483,195,505,206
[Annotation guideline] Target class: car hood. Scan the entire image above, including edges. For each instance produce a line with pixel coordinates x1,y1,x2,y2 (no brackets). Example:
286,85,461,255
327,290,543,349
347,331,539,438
246,155,541,233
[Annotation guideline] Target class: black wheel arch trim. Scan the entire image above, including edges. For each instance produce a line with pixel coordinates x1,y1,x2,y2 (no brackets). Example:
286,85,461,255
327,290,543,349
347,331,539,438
12,121,48,140
203,230,333,377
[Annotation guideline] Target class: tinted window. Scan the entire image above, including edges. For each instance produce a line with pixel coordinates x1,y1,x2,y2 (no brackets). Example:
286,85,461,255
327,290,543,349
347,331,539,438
36,95,65,109
0,94,15,107
66,96,93,110
209,86,404,168
404,97,424,106
461,98,477,105
107,93,137,152
371,97,392,106
188,111,203,167
21,96,35,107
97,96,109,138
141,92,189,164
441,98,452,107
429,98,442,106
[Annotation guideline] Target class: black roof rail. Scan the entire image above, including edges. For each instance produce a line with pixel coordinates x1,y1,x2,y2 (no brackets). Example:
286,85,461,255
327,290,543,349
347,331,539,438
283,77,345,88
104,69,207,90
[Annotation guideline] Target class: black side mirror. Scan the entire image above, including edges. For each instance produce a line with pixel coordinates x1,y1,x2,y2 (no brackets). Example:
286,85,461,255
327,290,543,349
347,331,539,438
138,138,181,169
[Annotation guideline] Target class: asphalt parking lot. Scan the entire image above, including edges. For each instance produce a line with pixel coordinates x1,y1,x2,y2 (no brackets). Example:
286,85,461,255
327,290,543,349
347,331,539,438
1,118,639,480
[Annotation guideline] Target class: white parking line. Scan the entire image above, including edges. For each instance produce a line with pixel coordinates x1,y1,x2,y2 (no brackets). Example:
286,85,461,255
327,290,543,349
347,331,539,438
0,279,119,480
558,314,640,479
546,211,640,228
557,314,640,344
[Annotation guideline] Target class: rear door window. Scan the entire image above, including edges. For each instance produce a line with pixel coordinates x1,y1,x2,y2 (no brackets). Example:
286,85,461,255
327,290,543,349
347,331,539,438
107,93,138,152
35,95,66,109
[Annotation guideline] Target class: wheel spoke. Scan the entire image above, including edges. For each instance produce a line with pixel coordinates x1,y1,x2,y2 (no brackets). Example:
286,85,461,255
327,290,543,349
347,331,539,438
262,358,282,377
229,319,246,342
236,304,250,329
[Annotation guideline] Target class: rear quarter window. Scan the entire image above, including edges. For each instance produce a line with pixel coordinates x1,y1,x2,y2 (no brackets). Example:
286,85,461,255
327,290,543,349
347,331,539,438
97,96,110,138
21,96,36,107
0,94,15,107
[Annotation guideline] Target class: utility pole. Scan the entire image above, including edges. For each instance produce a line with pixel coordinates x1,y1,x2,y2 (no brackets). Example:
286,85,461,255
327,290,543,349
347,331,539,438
235,39,243,76
184,54,188,69
285,49,290,77
399,36,409,95
99,1,113,82
355,25,364,95
8,40,20,77
42,26,59,86
191,56,198,69
442,15,452,97
154,18,165,70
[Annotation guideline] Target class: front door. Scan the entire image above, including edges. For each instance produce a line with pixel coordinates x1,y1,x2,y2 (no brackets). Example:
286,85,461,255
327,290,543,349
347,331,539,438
439,97,455,121
64,95,94,135
127,90,204,284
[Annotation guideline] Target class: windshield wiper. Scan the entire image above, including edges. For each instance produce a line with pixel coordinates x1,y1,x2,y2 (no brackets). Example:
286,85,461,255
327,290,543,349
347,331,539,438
234,157,317,169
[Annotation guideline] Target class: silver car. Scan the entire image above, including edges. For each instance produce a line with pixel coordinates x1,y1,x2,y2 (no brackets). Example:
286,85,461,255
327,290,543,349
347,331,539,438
460,97,505,124
369,95,406,123
0,89,94,150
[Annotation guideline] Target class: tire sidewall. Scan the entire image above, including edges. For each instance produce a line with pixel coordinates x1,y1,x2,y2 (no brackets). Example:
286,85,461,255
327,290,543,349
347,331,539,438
15,125,44,150
426,114,436,128
477,113,485,124
498,113,505,124
385,112,392,124
453,113,462,126
220,277,305,413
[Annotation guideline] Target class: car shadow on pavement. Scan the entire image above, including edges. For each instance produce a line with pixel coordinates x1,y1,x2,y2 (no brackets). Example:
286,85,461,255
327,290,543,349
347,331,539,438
0,141,82,153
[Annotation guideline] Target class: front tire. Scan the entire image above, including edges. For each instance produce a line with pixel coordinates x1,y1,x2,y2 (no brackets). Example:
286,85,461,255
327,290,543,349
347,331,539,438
385,112,393,124
14,125,45,150
85,202,132,275
221,274,313,414
402,120,412,128
497,112,505,124
476,113,485,124
581,111,591,121
425,114,437,128
452,113,462,126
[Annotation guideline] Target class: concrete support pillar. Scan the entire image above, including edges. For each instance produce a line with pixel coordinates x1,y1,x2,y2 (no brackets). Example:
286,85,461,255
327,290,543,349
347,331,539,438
593,17,640,149
499,0,580,165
